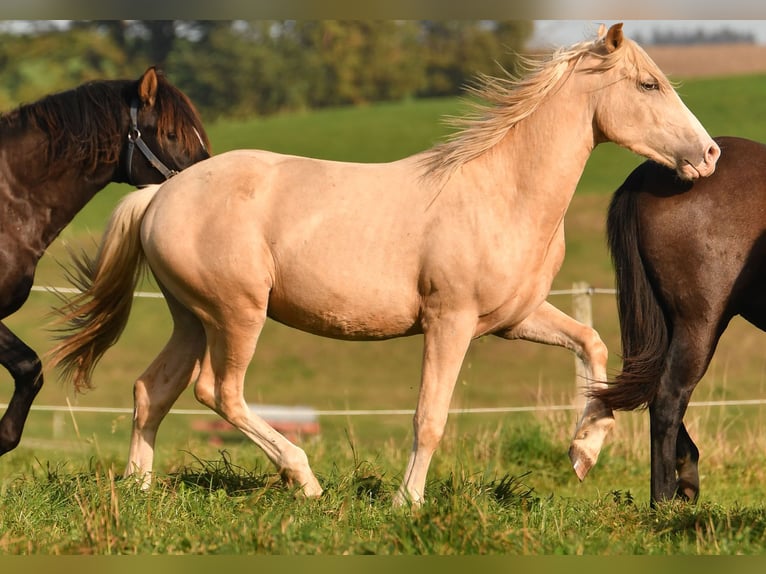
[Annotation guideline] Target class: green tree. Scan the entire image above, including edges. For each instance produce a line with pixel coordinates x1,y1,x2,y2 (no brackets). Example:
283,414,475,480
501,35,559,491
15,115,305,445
0,27,127,108
0,20,534,119
419,21,534,97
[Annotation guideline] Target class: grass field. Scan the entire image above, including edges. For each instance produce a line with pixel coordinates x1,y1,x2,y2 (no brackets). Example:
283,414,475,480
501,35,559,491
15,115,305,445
3,74,766,554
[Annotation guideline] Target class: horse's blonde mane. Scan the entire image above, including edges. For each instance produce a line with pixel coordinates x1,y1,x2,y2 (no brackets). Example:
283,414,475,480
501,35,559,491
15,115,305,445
421,28,661,180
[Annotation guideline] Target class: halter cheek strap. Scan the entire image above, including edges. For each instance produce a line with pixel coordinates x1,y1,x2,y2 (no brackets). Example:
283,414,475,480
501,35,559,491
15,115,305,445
126,98,179,183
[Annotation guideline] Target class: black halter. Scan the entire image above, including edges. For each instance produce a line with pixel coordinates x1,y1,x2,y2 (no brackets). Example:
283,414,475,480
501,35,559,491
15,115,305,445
126,98,179,183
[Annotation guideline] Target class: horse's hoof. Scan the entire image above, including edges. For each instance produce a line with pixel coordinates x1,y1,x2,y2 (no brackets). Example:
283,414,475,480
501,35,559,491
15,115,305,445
290,475,323,499
569,445,595,481
392,487,423,509
568,414,615,481
302,483,324,499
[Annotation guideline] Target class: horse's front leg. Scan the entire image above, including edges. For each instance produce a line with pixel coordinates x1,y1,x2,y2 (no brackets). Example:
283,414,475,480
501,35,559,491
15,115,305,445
496,301,614,480
0,322,44,454
394,312,476,507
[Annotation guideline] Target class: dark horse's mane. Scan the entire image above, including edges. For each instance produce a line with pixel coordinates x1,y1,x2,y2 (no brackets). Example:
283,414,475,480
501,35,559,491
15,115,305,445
0,70,208,178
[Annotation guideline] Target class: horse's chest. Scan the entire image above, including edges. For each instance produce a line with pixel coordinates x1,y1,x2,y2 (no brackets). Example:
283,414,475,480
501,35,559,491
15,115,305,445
482,224,565,282
471,228,566,330
474,276,550,327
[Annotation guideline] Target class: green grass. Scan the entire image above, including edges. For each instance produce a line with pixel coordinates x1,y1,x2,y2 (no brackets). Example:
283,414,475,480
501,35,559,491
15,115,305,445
4,74,766,554
3,412,766,554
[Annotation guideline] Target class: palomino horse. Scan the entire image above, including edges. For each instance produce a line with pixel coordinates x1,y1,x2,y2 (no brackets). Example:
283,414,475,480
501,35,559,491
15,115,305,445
591,136,766,505
49,24,719,506
0,67,210,455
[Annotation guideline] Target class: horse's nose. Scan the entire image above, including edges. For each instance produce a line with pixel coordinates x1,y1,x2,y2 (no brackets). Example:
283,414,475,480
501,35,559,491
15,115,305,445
705,141,721,169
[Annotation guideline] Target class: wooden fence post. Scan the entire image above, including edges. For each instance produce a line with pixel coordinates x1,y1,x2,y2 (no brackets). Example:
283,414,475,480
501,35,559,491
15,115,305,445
572,281,593,411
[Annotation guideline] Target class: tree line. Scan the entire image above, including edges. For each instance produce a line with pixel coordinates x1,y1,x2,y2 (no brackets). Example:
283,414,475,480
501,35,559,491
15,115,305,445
0,20,534,120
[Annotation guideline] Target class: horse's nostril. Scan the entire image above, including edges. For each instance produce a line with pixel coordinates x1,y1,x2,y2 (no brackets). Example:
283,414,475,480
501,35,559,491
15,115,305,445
706,142,721,165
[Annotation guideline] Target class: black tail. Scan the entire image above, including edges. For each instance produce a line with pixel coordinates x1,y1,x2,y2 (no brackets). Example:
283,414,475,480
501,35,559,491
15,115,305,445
589,165,670,411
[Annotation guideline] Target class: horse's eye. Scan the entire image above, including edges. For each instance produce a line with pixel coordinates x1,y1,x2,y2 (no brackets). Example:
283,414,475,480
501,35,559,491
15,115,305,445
640,80,659,92
167,132,178,140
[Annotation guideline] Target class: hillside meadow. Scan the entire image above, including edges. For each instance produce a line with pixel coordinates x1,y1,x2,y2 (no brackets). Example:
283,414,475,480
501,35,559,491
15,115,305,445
3,74,766,554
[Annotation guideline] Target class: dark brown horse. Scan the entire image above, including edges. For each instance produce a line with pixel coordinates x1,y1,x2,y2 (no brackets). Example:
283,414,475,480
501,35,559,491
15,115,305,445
0,67,210,455
591,136,766,505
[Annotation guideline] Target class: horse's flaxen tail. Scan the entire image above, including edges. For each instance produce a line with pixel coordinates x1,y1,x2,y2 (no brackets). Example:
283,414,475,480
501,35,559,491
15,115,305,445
588,167,669,411
46,184,161,393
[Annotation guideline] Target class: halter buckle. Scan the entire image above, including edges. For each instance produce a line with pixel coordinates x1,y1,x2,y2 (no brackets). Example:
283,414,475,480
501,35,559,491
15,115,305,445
126,98,178,183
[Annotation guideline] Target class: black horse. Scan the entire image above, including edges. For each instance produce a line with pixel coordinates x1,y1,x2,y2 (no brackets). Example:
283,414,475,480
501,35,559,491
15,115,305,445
591,136,766,505
0,66,210,455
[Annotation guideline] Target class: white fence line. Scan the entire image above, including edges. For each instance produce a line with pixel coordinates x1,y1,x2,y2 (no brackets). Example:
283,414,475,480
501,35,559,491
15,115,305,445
25,283,764,420
30,285,165,298
6,399,766,420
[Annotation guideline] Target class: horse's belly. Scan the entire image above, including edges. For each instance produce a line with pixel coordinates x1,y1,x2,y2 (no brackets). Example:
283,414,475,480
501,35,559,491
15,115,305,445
266,283,420,341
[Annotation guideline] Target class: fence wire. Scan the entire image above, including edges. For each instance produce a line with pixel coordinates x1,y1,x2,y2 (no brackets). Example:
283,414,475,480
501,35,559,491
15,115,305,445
23,283,763,419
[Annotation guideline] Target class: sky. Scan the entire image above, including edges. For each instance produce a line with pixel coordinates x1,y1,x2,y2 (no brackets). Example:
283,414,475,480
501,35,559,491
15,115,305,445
530,20,766,48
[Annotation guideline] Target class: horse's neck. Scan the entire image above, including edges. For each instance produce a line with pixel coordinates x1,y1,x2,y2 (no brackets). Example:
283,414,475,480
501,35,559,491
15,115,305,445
0,128,113,254
468,87,596,222
45,174,109,229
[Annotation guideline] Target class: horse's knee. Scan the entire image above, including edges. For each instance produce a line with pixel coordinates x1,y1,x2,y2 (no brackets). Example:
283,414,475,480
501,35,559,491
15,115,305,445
11,355,43,394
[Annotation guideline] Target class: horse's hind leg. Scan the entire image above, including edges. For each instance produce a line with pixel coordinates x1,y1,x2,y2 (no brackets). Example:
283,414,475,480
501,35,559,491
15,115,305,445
193,306,322,497
495,301,614,480
675,422,700,501
650,322,716,504
125,295,206,488
0,323,43,454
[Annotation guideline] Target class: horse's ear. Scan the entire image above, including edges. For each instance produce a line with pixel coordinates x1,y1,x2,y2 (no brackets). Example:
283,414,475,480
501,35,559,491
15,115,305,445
597,23,606,39
605,23,624,53
138,66,159,108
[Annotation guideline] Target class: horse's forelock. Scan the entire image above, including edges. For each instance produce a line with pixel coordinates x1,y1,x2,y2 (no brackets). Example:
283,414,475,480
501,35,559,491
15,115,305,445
154,78,210,156
591,37,674,93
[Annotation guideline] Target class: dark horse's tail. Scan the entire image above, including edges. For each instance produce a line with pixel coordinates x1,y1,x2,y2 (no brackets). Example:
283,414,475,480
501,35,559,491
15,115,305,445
589,166,669,411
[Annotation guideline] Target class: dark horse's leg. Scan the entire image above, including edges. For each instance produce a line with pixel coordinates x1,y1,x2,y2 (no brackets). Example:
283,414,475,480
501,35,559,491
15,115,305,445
0,322,43,453
675,422,700,501
649,323,716,505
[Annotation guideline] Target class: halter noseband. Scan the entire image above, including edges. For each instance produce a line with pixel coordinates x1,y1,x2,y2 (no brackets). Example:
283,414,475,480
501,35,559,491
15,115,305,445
126,98,179,183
